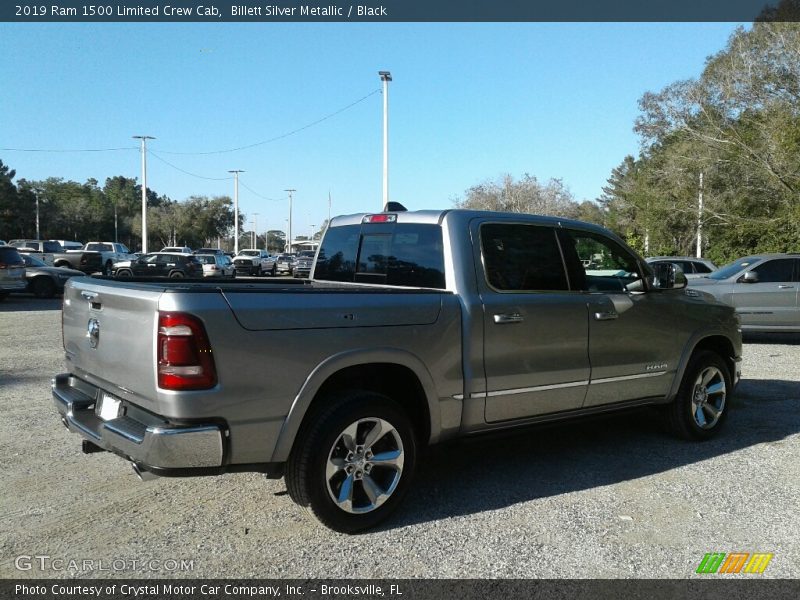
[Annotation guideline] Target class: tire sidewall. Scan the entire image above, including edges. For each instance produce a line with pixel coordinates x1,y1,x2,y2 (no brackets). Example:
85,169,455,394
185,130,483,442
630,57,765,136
674,350,732,440
296,394,417,533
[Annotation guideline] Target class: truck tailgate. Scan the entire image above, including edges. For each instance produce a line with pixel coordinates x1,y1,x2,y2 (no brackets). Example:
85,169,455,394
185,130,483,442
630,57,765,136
62,279,163,401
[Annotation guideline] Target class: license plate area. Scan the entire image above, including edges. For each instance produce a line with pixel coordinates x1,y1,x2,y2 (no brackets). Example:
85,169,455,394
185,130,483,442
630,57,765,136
96,393,124,421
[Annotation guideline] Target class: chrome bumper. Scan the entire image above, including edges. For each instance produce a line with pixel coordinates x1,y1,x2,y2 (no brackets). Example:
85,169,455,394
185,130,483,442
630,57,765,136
52,374,223,471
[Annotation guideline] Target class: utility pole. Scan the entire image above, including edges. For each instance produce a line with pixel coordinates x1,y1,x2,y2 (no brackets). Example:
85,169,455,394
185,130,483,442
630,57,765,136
132,135,155,253
228,170,244,255
252,213,259,248
697,171,704,258
379,71,392,210
285,189,295,254
310,224,316,242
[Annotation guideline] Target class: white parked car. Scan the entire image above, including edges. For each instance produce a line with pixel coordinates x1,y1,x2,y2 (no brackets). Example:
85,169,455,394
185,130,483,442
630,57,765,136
195,253,235,278
161,246,193,254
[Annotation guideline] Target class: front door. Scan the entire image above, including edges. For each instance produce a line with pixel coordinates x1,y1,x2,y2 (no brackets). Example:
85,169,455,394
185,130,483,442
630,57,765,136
731,258,799,329
557,228,681,407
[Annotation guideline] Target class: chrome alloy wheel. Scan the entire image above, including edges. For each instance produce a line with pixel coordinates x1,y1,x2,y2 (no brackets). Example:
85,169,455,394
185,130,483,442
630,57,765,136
325,417,404,514
690,366,727,429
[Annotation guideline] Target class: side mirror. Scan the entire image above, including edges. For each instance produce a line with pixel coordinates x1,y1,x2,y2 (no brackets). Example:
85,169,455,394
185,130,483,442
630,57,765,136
741,271,759,283
651,262,687,290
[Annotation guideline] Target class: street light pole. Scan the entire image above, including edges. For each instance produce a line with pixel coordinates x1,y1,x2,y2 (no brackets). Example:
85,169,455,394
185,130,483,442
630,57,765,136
132,135,155,253
35,189,40,240
285,189,295,254
228,170,244,255
252,213,259,248
379,71,392,210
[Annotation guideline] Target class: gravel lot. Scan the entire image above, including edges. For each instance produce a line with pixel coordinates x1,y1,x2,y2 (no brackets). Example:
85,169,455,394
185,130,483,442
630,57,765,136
1,294,798,579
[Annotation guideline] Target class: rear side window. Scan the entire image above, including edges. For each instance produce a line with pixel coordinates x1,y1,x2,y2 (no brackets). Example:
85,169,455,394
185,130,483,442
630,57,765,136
315,224,445,289
480,223,568,291
0,246,24,265
43,241,63,252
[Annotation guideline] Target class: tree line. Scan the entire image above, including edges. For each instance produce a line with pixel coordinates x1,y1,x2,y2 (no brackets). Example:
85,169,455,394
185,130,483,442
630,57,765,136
457,18,800,265
0,165,271,251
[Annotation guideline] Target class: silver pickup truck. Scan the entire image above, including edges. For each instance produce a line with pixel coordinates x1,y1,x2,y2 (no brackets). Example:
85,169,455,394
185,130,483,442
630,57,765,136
53,209,742,532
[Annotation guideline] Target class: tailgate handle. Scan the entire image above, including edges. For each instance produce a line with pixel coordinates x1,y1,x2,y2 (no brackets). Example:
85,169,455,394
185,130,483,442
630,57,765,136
81,291,98,301
493,313,524,324
594,310,618,321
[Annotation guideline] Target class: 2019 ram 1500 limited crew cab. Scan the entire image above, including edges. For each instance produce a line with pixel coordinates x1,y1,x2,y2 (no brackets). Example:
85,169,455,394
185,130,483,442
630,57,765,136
53,209,741,532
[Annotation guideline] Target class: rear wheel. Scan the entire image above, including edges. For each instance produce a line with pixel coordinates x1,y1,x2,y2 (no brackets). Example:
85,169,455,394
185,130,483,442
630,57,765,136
285,391,417,533
31,277,56,299
169,271,185,279
664,350,731,440
116,269,132,279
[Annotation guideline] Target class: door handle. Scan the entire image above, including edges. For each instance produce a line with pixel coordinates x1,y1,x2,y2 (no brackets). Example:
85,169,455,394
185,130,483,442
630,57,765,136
493,313,524,324
594,310,619,321
778,285,794,289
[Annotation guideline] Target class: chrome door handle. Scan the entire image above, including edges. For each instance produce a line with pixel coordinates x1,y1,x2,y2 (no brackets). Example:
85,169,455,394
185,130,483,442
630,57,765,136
778,285,794,289
493,313,524,324
594,311,619,321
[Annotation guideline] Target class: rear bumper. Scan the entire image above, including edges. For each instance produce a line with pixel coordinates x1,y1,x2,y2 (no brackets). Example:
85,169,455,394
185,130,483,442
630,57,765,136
52,373,224,471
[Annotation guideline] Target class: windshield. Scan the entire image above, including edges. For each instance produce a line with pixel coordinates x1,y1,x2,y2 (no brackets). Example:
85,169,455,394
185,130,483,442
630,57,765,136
195,255,215,264
707,257,759,280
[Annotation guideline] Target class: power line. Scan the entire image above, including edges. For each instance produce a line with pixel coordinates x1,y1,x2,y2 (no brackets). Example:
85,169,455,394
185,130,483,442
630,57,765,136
149,151,233,181
0,146,136,153
239,180,283,202
156,88,381,156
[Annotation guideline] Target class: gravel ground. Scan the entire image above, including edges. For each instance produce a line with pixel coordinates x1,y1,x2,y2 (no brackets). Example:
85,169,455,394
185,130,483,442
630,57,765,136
0,295,798,579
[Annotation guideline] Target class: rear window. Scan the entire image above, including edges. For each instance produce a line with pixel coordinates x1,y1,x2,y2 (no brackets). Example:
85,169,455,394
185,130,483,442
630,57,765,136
0,246,24,265
315,223,445,289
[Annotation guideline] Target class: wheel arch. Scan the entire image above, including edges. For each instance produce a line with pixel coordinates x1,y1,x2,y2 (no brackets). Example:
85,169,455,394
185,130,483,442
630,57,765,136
667,333,738,402
270,349,441,463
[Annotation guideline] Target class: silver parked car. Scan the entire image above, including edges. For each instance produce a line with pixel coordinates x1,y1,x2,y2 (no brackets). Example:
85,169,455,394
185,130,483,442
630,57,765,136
688,253,800,331
646,256,717,279
195,253,236,278
0,245,27,300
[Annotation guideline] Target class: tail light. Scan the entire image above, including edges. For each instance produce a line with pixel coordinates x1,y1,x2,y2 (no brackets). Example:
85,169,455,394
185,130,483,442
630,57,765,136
157,312,217,390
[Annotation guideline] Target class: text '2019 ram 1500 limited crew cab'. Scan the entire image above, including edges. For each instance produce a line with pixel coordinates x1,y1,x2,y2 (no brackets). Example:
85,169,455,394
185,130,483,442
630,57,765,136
53,209,742,532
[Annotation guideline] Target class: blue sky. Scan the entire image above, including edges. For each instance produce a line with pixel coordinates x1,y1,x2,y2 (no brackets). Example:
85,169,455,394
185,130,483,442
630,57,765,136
1,22,742,236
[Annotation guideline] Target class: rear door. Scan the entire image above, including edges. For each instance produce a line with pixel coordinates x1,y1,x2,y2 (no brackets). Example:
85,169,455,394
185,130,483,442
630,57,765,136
477,221,590,422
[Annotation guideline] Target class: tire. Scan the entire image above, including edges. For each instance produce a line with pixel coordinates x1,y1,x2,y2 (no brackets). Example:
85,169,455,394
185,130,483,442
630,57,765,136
169,271,185,279
103,260,113,276
230,270,236,279
285,391,417,533
271,265,277,277
54,261,69,268
664,350,731,441
116,269,132,279
31,277,56,299
0,292,8,301
256,266,262,276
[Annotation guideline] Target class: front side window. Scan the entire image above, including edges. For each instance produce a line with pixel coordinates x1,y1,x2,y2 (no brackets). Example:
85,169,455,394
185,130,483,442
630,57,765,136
559,229,642,293
480,223,568,292
749,259,795,283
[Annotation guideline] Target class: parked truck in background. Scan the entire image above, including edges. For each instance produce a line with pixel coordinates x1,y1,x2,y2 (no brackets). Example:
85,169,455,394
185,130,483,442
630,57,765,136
53,209,742,532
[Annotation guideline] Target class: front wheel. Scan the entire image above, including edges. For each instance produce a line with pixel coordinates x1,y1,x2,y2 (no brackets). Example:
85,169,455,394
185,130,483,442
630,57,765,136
271,265,277,277
103,260,113,276
664,350,731,441
285,391,417,533
31,277,56,299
